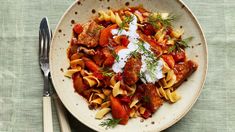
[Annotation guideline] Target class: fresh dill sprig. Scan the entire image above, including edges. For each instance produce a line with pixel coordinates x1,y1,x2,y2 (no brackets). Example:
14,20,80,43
99,118,121,129
129,49,139,58
135,40,156,60
90,25,103,35
167,45,177,53
118,15,134,33
101,68,114,77
108,45,120,62
176,36,193,48
111,50,120,62
146,59,158,80
167,36,193,53
102,71,114,77
148,13,177,29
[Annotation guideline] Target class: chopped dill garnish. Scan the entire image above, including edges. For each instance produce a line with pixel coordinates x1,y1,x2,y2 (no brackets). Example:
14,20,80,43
176,36,193,48
118,15,134,33
90,25,103,35
101,70,114,77
99,118,121,129
134,39,160,82
139,72,147,83
168,36,193,53
135,39,156,60
146,59,159,80
168,45,177,53
101,67,114,77
148,13,177,29
129,49,139,58
111,51,120,62
108,45,120,62
102,71,114,77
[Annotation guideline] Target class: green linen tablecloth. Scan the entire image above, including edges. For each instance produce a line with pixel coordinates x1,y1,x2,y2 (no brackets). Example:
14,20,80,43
0,0,234,131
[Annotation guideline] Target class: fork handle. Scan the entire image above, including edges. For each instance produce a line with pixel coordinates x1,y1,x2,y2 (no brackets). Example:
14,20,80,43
43,96,53,132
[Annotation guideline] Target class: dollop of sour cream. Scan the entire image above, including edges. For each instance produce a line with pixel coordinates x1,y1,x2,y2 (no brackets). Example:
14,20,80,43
111,15,164,83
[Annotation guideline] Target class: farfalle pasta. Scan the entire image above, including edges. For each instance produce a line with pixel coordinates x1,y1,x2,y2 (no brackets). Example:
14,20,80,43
65,6,198,127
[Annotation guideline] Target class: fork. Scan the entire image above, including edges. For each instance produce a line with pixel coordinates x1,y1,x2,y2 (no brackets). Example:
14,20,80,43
39,17,53,132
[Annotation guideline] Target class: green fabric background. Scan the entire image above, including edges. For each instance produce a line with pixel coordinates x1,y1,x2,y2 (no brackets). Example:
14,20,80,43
0,0,234,131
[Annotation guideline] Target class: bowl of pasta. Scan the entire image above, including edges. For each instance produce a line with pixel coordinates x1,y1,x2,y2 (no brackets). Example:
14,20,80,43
49,0,207,131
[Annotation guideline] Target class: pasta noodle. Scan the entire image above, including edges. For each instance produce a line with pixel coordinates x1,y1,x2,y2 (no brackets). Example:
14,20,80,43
139,107,146,115
157,87,181,103
171,28,184,39
98,10,122,26
134,11,144,23
112,81,124,97
90,98,103,105
130,98,139,108
95,108,111,119
101,101,111,109
70,59,84,69
102,89,111,96
64,68,81,78
83,75,101,87
164,70,176,88
110,75,116,86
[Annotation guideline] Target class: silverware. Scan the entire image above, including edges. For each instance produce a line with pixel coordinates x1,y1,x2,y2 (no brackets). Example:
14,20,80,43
39,17,53,132
40,17,72,132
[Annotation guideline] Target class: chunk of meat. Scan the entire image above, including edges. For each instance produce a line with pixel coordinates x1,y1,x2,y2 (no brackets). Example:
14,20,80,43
77,21,102,48
101,47,115,67
173,60,198,89
92,49,105,66
141,84,163,113
123,55,142,85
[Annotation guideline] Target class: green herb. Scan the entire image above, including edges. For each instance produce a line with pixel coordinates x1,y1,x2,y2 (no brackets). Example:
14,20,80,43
90,25,103,35
139,72,147,83
129,49,139,58
148,13,177,29
135,39,155,60
167,45,177,53
146,59,159,80
99,118,121,129
176,36,193,48
115,55,120,62
168,37,193,53
118,15,134,33
110,50,119,62
108,45,120,62
102,72,114,77
101,69,114,77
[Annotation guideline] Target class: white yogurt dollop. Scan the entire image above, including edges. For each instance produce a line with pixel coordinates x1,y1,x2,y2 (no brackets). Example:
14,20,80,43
111,15,164,83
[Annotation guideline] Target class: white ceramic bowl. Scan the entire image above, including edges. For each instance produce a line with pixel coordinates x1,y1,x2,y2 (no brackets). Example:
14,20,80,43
50,0,208,131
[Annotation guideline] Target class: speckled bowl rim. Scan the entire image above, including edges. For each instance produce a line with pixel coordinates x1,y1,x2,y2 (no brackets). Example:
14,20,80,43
49,0,208,131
